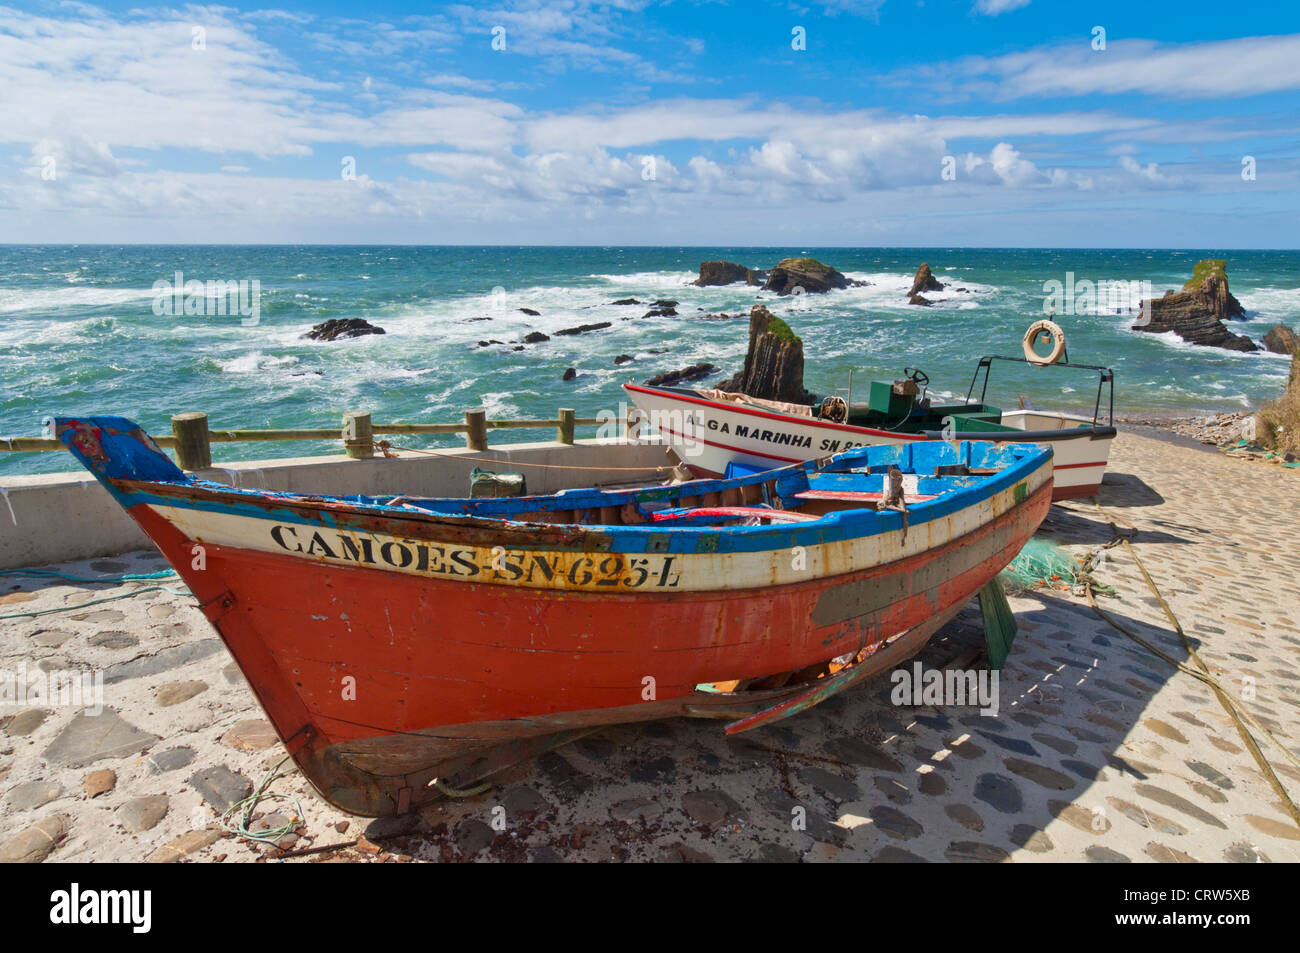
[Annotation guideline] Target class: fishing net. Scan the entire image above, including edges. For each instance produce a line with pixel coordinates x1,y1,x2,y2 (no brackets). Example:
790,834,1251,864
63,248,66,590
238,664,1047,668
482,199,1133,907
999,537,1088,595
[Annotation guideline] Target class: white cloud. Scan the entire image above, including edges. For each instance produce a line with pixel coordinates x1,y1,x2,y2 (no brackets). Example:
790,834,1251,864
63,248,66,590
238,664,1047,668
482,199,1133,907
27,137,123,179
974,0,1031,15
1117,154,1182,189
817,1,888,20
962,142,1052,187
931,34,1300,100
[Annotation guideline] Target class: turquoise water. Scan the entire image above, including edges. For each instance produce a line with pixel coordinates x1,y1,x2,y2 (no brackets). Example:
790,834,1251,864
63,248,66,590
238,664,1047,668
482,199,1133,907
2,245,1296,475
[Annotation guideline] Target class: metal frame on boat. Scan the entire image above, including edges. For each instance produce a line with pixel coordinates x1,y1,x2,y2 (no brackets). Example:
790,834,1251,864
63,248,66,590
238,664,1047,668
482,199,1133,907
918,355,1116,443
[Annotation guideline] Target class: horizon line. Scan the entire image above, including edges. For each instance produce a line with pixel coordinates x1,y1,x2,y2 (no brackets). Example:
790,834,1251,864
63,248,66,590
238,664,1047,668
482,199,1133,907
2,243,1298,252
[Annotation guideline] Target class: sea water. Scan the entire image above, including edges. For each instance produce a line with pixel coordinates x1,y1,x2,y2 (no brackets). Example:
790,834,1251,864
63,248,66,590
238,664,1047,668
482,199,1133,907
1,244,1296,475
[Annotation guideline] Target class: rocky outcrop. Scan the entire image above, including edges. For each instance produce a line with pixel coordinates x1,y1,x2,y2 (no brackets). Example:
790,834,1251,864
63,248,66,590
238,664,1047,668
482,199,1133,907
304,318,386,341
1263,323,1300,355
762,258,851,296
908,293,930,307
643,305,677,318
523,331,550,344
1187,259,1246,319
908,263,944,297
518,307,540,316
1134,260,1256,351
715,305,815,404
611,298,640,306
693,261,766,287
554,321,611,336
644,363,717,386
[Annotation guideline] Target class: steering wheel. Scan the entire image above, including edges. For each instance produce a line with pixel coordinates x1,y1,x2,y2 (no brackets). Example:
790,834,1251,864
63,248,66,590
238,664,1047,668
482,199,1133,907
903,367,929,388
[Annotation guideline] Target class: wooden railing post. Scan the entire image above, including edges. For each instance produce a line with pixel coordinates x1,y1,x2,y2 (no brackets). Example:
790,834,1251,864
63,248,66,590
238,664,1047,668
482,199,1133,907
342,410,373,459
557,408,575,445
171,413,211,470
465,409,488,450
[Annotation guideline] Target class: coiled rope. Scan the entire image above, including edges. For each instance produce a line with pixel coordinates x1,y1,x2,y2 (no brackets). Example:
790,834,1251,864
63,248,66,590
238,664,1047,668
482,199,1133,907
220,753,305,846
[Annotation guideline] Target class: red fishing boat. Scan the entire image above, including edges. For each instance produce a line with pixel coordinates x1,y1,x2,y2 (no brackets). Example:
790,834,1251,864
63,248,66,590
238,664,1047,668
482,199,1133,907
58,415,1051,816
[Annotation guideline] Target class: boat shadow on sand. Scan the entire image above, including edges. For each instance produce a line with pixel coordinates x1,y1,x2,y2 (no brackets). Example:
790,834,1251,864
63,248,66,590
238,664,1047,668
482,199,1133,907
1095,471,1165,508
368,588,1204,863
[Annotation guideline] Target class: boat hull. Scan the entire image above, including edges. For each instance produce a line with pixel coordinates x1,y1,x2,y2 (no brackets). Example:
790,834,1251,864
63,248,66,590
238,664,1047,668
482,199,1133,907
114,473,1049,814
625,383,1111,501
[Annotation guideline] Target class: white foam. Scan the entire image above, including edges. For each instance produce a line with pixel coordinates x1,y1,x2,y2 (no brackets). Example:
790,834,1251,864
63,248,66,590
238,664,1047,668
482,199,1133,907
216,351,300,374
1237,286,1300,320
0,286,157,314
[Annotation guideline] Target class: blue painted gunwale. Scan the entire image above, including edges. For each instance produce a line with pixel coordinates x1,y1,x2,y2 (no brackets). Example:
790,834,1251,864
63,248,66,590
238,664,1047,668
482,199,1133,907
55,416,1052,559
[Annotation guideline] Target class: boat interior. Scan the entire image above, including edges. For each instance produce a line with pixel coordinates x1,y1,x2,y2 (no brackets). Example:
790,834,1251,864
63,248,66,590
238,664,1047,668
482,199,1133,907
347,440,1034,529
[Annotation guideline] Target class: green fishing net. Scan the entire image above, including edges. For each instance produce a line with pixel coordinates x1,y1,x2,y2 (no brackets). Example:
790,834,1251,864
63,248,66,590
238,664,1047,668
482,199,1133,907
999,537,1088,594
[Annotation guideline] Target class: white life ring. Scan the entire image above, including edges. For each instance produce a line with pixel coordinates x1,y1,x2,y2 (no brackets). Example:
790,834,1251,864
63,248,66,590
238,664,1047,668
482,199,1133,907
1023,319,1066,366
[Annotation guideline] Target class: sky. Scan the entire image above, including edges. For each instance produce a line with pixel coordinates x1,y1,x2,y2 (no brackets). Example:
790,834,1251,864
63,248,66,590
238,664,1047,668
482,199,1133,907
1,0,1298,247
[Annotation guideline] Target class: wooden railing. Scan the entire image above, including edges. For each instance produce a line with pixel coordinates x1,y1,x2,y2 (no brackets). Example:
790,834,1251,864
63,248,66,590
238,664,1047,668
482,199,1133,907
1,408,617,470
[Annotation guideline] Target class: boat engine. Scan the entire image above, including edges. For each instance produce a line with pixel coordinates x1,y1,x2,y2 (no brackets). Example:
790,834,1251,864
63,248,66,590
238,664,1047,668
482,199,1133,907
868,368,931,418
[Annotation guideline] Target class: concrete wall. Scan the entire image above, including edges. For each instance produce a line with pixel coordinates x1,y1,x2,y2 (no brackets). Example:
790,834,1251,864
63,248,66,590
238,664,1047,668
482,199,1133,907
0,438,678,570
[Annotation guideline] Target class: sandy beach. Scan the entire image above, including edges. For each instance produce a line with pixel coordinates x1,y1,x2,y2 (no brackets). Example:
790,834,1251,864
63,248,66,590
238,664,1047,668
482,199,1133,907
2,425,1296,863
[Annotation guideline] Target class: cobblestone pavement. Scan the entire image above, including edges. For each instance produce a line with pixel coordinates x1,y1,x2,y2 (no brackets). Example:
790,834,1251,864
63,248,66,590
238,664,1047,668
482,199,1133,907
2,429,1298,862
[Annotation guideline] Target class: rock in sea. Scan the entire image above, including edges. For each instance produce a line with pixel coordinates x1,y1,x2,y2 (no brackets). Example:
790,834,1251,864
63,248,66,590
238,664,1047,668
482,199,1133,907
304,318,386,341
692,260,766,287
908,263,944,297
1134,260,1256,352
1263,323,1299,355
762,257,851,296
644,364,717,386
554,322,611,336
715,304,816,404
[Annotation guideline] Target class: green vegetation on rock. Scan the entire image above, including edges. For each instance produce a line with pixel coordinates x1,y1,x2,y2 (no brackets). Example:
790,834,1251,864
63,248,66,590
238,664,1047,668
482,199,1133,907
765,314,800,345
1185,259,1228,289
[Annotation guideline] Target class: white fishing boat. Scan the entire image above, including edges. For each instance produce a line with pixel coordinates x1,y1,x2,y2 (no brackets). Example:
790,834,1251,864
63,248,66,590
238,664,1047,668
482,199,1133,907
626,323,1115,502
